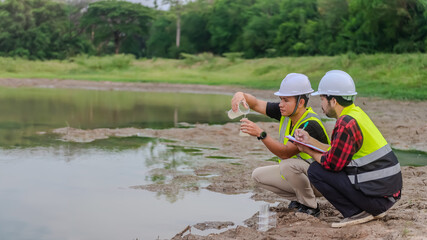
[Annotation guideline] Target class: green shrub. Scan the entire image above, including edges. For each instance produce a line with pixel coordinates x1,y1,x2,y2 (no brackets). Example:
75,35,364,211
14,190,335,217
265,48,277,57
73,54,135,71
180,52,216,65
180,53,200,65
222,52,243,63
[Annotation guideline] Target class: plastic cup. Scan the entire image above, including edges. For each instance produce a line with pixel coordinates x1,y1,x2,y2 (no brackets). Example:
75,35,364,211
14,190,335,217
258,204,276,232
239,117,250,137
227,101,250,119
239,130,250,137
228,109,242,119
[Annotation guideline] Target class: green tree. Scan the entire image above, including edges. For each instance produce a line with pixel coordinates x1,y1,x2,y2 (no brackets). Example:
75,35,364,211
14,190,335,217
162,0,186,48
146,13,176,57
147,0,212,58
0,0,87,59
80,0,153,56
274,0,319,55
316,0,350,55
180,0,212,53
390,0,427,53
241,0,282,58
208,0,254,54
344,0,427,53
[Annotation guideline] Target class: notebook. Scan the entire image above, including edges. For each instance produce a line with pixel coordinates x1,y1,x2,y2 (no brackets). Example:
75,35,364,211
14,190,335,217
285,135,327,153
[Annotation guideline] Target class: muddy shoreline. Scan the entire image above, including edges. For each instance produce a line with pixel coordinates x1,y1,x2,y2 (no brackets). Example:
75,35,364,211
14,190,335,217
2,78,427,239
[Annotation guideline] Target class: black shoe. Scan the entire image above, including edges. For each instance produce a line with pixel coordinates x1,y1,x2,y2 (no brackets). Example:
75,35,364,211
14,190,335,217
297,204,320,217
288,201,301,210
331,211,373,228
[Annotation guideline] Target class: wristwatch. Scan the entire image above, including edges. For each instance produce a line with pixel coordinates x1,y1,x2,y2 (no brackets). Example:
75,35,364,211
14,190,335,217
257,131,267,140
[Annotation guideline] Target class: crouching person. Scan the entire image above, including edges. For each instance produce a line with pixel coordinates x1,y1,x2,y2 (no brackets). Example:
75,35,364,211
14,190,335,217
294,70,402,227
232,73,330,216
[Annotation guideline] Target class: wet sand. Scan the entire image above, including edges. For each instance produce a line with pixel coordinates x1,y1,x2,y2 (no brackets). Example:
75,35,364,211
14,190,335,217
2,78,427,239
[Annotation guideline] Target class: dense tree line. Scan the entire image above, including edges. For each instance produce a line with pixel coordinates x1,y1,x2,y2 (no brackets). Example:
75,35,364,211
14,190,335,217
0,0,426,60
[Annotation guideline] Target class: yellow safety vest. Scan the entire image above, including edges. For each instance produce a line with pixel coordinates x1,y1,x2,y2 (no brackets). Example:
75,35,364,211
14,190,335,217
341,104,402,198
278,107,330,163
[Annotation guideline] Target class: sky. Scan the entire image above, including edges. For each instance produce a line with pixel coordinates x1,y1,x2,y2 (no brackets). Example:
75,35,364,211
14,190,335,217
56,0,171,10
125,0,170,10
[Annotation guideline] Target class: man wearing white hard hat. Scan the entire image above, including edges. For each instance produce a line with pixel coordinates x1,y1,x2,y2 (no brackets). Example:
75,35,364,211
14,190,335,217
294,70,402,227
231,73,330,217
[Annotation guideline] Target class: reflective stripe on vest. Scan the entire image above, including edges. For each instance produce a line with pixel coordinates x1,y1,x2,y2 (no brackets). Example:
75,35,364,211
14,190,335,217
341,104,402,197
348,163,401,184
279,112,321,144
347,144,392,167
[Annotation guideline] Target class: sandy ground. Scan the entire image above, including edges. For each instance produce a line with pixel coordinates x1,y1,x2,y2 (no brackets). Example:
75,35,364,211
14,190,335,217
2,78,427,239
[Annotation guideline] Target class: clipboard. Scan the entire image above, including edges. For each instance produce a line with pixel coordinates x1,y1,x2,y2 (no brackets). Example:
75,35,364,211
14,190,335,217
285,135,326,153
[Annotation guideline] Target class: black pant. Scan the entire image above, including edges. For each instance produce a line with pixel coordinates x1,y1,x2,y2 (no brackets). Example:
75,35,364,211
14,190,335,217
308,162,395,218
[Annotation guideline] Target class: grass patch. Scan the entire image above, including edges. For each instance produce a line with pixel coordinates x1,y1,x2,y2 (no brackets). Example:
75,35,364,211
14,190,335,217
205,155,236,159
166,145,203,153
151,174,166,183
83,136,160,150
230,162,242,165
10,134,169,150
1,53,426,100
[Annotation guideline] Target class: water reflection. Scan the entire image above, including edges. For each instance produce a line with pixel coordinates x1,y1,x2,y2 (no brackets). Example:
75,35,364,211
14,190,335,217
0,138,259,240
141,141,202,184
0,87,271,148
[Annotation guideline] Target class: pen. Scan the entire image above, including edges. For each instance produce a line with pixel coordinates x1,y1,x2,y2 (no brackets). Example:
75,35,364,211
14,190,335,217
296,122,309,140
302,122,309,130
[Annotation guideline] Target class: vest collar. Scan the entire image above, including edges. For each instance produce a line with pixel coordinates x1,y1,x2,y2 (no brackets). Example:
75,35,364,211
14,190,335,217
293,107,315,127
339,103,357,117
286,107,316,134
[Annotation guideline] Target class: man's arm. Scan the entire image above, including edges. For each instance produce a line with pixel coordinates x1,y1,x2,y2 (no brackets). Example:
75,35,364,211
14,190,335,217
319,117,363,171
240,118,299,159
295,116,363,171
262,135,300,159
231,92,267,115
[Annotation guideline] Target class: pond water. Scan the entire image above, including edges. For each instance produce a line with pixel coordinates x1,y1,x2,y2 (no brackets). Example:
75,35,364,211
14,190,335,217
0,142,266,240
0,87,425,240
393,149,427,167
0,87,272,240
0,87,268,147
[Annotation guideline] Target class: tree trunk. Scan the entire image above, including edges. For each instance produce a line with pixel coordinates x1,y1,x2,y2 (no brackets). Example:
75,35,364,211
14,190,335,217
114,31,120,54
176,12,181,48
91,25,95,42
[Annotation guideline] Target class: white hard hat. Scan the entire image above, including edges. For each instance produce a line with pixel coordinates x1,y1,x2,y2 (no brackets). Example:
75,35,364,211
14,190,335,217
312,70,357,96
274,73,314,96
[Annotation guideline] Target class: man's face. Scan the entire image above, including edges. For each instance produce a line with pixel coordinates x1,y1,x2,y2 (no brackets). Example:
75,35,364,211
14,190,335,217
279,96,297,116
320,96,337,119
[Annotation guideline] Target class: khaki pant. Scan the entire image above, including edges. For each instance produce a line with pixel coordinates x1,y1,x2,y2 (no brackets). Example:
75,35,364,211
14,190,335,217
251,158,322,209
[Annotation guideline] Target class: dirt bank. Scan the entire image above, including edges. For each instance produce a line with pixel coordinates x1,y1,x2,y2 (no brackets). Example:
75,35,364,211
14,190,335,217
3,78,427,239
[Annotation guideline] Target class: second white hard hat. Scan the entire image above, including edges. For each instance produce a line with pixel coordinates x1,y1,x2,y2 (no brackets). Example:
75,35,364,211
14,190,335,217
274,73,314,96
312,70,357,96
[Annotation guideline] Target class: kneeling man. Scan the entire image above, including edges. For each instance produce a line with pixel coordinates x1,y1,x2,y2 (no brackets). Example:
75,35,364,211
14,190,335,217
294,70,402,227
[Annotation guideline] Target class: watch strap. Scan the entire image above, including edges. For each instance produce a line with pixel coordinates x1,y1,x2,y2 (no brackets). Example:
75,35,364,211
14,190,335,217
257,131,267,140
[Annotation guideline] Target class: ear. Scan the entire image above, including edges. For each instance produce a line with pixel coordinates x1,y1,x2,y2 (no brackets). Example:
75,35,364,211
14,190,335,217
299,97,306,108
330,97,337,107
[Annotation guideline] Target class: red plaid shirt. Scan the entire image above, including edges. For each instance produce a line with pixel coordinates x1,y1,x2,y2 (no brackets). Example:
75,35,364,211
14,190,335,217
321,115,363,171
